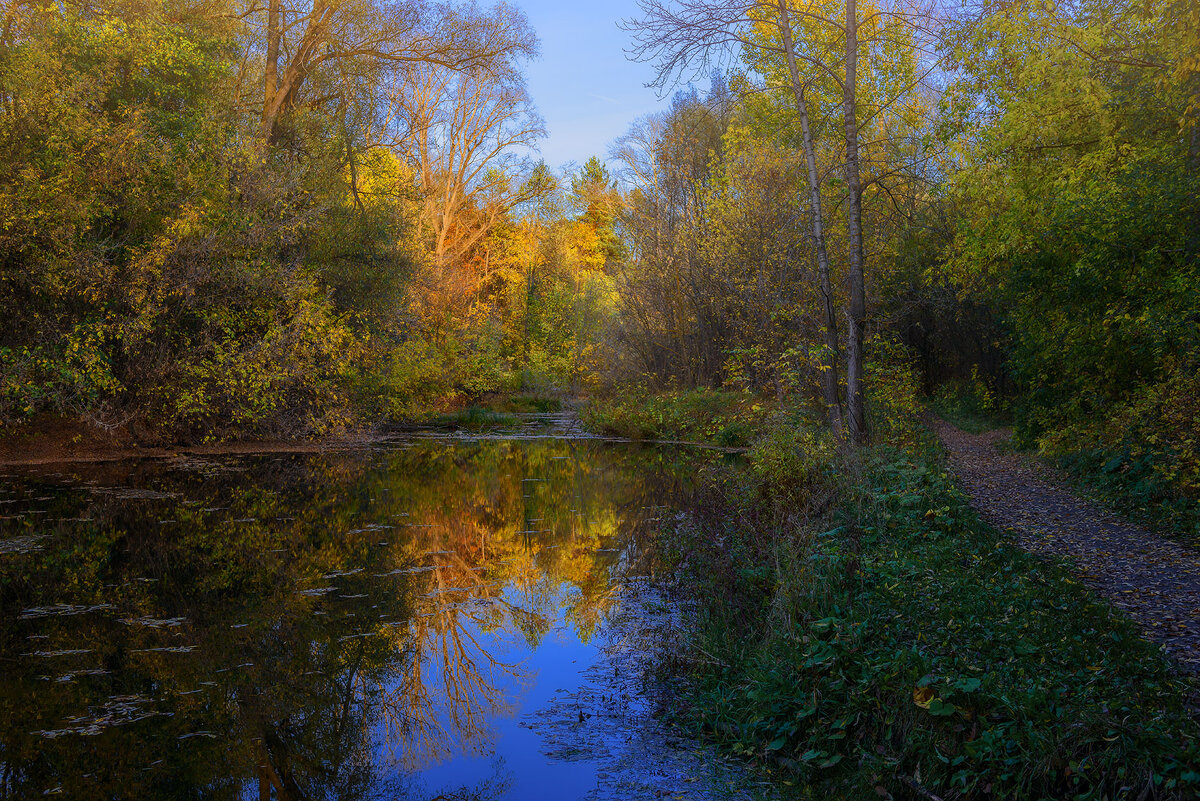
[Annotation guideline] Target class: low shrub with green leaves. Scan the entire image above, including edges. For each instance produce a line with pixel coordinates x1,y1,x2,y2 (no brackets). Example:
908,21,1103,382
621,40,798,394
490,393,563,414
580,389,777,446
1035,364,1200,541
660,429,1200,799
424,406,518,432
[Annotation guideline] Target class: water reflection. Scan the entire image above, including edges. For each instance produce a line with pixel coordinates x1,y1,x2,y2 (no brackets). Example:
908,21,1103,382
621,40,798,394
0,439,695,800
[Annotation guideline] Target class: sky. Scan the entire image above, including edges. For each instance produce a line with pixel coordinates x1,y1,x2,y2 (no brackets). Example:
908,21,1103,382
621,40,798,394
514,0,671,171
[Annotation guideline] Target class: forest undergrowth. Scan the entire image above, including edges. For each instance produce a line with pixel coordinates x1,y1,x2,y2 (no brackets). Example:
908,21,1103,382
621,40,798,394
587,392,1200,800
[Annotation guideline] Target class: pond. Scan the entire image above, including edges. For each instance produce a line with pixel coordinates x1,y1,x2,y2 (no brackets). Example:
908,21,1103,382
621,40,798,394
0,435,761,800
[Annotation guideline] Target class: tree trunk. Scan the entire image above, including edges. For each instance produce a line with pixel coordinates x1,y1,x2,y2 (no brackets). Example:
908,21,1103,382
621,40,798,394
262,0,281,141
522,241,536,390
777,1,844,434
1189,123,1200,253
261,1,330,144
842,0,868,443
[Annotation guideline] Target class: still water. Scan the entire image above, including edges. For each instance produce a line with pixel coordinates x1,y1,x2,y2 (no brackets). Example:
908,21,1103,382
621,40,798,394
0,437,736,800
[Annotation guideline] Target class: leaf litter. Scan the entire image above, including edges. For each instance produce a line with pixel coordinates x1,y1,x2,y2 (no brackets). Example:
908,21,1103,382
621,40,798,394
935,420,1200,673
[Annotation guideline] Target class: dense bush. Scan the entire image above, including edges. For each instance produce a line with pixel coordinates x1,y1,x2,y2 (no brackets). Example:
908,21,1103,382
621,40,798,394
0,1,616,442
1045,362,1200,538
904,0,1200,531
0,4,390,439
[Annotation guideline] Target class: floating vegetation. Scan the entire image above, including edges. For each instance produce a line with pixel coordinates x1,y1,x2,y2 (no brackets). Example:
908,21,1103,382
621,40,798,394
0,534,49,555
323,568,364,579
55,669,110,682
19,604,112,623
345,524,393,535
91,487,177,500
34,695,164,738
119,616,186,628
128,646,197,654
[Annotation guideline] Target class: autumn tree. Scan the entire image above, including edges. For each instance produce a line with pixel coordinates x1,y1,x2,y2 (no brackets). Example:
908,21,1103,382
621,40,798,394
388,62,547,270
628,0,937,441
569,156,626,272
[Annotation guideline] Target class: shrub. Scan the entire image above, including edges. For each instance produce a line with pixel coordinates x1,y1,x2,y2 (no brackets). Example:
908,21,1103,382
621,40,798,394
580,389,774,444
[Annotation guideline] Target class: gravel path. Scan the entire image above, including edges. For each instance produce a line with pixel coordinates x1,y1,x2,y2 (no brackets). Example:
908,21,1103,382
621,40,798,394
934,420,1200,674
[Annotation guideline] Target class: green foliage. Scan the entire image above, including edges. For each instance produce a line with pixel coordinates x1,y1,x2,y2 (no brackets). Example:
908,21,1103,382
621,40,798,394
663,431,1200,799
864,339,926,446
496,393,563,414
952,144,1200,532
352,331,510,424
1045,360,1200,539
580,389,775,444
426,406,519,432
0,2,412,440
928,371,1010,435
747,424,835,502
0,0,553,441
904,0,1200,531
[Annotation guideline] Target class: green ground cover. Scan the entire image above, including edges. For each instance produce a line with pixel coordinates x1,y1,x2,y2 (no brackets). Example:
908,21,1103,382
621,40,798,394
585,393,1200,800
580,389,782,447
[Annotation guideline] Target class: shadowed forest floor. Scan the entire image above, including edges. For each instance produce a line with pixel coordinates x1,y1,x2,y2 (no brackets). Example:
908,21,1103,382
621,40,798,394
934,419,1200,675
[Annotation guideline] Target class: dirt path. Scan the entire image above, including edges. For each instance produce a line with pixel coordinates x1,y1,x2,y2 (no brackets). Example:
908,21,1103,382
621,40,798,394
933,420,1200,674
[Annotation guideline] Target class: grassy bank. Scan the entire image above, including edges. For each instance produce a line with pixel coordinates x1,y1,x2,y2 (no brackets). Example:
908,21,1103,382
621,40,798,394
408,393,564,432
594,395,1200,799
580,389,784,447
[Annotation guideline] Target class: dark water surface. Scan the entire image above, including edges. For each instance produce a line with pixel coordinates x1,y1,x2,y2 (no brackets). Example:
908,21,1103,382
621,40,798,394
0,437,715,800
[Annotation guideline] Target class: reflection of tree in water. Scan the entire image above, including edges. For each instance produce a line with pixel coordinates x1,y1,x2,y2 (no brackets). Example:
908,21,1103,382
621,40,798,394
380,559,531,772
245,635,396,801
0,439,698,799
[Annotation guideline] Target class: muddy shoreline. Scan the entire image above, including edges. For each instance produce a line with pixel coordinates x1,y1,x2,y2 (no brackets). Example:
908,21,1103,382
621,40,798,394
0,422,396,467
0,411,746,468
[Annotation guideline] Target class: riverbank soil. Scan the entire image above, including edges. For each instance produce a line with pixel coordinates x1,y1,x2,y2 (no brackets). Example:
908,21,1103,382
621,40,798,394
934,419,1200,674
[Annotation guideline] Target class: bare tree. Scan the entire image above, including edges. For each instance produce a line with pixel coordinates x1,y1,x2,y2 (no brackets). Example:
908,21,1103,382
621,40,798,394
775,0,844,433
611,95,737,387
840,0,868,441
388,63,547,269
251,0,538,144
626,0,845,431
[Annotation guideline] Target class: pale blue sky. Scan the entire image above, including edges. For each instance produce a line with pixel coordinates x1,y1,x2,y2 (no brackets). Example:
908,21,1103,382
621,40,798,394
515,0,668,169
